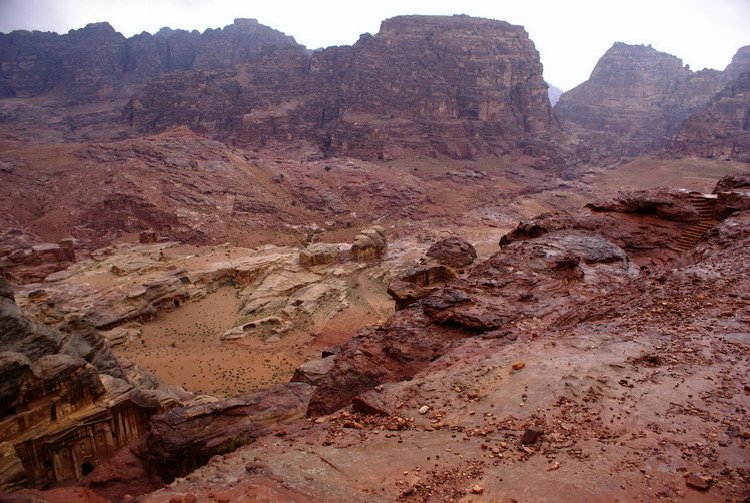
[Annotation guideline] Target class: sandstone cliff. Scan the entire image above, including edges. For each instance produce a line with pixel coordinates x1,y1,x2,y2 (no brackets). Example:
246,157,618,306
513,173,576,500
125,15,554,160
554,43,750,157
1,16,554,161
0,19,299,103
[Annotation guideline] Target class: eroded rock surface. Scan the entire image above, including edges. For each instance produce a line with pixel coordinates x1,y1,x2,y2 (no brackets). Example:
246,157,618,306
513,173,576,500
386,265,457,310
138,382,314,484
665,70,750,162
134,184,750,503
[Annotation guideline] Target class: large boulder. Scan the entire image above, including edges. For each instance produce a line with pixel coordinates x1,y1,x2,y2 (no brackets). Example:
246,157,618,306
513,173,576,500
298,243,345,267
425,236,477,268
291,355,336,385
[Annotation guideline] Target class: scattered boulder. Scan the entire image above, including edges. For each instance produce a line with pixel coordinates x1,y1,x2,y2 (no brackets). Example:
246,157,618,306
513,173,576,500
425,236,477,268
291,355,336,385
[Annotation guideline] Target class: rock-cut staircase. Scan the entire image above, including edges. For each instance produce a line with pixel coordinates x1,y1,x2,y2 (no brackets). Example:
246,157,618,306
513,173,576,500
673,194,718,253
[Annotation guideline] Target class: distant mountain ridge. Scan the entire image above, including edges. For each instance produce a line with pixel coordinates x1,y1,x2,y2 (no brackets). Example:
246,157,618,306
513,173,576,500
554,42,750,158
0,19,297,102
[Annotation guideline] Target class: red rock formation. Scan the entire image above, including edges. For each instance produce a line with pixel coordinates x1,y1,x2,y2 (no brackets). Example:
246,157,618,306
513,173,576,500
308,225,643,415
0,240,76,284
110,181,750,502
126,15,554,160
137,383,314,484
350,226,387,261
304,187,734,416
386,264,457,310
0,279,173,491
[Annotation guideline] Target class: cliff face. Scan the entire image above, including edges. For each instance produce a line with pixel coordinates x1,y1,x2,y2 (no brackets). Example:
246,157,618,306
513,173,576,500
554,43,750,156
664,71,750,162
0,19,300,103
125,15,553,160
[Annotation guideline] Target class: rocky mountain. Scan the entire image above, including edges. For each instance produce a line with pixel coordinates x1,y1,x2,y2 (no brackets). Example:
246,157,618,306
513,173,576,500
554,42,750,157
665,70,750,162
126,15,554,160
0,16,554,161
0,19,298,103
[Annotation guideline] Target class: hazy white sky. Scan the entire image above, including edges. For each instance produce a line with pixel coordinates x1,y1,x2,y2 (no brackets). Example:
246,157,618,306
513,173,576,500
0,0,748,90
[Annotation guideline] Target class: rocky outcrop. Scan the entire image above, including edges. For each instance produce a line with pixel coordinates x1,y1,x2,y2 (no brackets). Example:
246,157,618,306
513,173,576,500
303,187,736,416
0,240,76,284
0,19,300,103
712,173,750,217
425,236,477,268
584,188,704,222
0,127,445,250
308,221,642,416
501,188,722,265
555,43,750,157
298,243,345,267
114,182,750,503
126,15,554,160
138,383,314,483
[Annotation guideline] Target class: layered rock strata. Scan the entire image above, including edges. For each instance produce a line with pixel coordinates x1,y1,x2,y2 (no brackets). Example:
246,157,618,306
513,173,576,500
664,71,750,162
125,15,554,159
